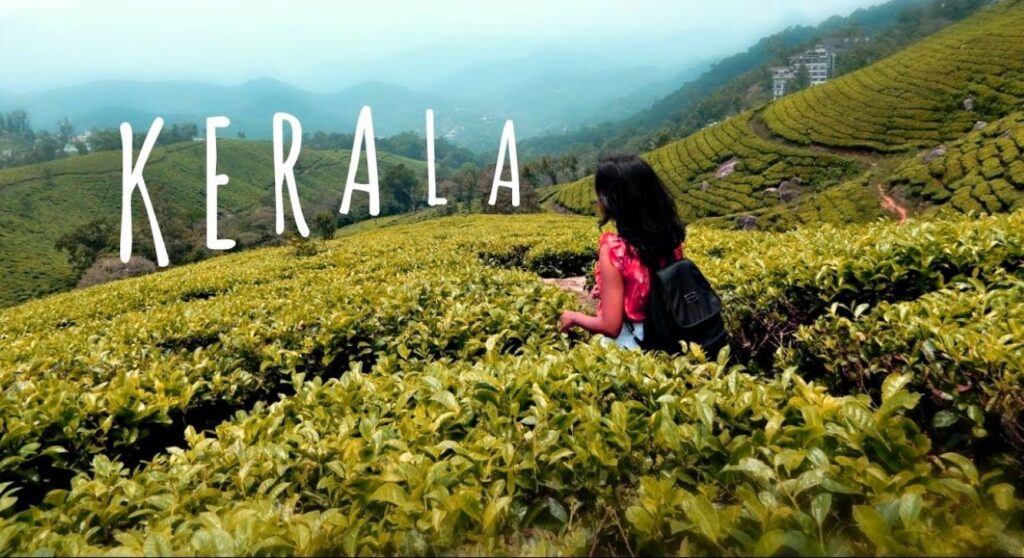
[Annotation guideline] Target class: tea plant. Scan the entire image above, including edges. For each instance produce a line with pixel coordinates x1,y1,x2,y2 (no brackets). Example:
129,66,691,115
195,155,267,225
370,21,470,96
1,344,1020,555
1,212,1023,555
889,111,1024,214
785,272,1024,454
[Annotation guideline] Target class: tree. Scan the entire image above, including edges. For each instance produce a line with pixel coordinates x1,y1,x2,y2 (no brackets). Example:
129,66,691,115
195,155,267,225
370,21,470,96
538,156,559,186
88,128,122,151
55,219,119,275
28,132,59,163
453,163,480,212
165,123,198,144
313,210,336,240
381,163,419,215
58,117,75,148
4,110,30,135
562,154,580,181
521,164,537,187
791,63,811,93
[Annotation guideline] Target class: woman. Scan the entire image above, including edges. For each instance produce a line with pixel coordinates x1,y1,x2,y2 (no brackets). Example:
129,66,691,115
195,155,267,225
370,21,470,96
560,155,686,349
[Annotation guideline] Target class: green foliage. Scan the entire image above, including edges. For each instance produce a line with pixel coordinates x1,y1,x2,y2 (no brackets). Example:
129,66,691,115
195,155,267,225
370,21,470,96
53,218,119,274
304,130,481,171
0,212,1023,555
717,212,1024,372
312,210,336,241
380,163,420,215
553,111,861,222
550,1,1024,234
889,111,1024,214
287,232,322,257
786,272,1024,454
2,348,1021,555
702,175,888,231
520,0,989,166
0,140,427,307
791,63,812,93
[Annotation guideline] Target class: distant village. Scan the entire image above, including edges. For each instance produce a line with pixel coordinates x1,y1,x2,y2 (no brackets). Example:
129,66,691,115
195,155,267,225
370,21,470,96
771,37,871,99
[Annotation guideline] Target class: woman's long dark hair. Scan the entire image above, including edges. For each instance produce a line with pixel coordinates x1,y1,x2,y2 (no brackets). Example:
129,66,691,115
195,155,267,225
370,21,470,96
595,155,686,270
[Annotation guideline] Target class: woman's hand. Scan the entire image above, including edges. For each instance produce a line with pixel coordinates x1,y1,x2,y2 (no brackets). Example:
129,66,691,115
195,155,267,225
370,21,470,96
560,310,579,332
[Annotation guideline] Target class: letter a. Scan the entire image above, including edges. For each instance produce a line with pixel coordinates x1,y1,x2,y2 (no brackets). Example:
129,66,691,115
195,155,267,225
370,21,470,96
340,106,380,216
488,120,519,207
120,118,169,267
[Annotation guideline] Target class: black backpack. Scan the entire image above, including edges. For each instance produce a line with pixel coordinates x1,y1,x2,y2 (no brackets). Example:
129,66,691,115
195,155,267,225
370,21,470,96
633,258,728,359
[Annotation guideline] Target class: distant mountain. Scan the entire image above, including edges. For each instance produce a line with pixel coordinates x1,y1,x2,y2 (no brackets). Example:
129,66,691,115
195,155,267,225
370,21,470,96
520,0,937,158
0,56,708,152
425,49,711,137
1,78,485,145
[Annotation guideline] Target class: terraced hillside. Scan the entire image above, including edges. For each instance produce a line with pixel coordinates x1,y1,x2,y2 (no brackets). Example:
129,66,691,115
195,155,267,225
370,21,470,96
889,110,1024,214
1,213,1022,555
0,140,425,307
762,2,1024,152
549,0,1024,228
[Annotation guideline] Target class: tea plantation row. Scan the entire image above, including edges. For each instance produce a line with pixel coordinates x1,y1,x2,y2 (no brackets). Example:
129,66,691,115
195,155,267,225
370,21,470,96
1,212,1022,555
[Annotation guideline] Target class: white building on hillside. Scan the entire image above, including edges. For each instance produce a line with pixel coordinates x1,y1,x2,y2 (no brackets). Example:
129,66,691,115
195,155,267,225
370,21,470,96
772,41,854,100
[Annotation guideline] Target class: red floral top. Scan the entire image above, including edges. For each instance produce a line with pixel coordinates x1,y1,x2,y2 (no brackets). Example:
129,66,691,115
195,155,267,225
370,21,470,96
592,232,684,323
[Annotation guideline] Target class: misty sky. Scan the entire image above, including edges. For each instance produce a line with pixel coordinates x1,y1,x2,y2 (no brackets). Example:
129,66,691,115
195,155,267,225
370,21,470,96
1,0,887,94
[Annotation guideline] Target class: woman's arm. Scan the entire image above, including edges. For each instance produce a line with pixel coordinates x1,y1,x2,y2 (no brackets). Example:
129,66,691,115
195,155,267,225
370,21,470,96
560,243,625,337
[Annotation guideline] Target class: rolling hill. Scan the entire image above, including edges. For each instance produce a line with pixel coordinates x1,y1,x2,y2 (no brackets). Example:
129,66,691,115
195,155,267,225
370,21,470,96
547,0,1024,229
0,140,426,307
517,0,968,160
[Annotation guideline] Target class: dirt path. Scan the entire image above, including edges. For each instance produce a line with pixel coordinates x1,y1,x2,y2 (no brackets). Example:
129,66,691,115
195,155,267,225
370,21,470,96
542,276,597,312
876,182,909,223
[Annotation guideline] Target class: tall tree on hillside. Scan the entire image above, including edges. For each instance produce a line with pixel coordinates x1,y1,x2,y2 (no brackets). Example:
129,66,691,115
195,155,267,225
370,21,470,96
6,110,30,134
58,118,75,148
521,164,537,188
562,154,580,181
55,219,119,275
791,64,811,93
538,156,559,186
28,132,59,163
381,163,419,215
88,129,121,151
453,163,480,212
166,123,198,144
313,210,336,240
476,165,540,214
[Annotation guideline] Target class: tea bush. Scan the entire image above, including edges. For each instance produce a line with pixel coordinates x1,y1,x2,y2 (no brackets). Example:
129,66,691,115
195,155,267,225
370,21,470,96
553,112,859,222
784,272,1024,454
1,212,1023,555
2,345,1021,555
889,111,1024,214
